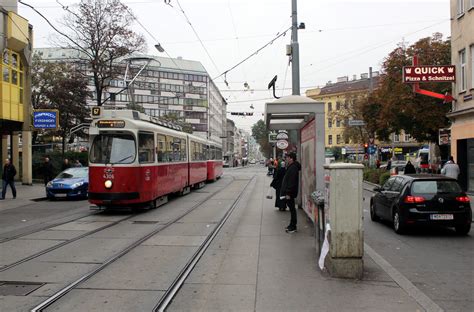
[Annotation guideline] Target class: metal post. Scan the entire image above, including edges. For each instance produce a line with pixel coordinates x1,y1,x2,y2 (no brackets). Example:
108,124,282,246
291,0,300,96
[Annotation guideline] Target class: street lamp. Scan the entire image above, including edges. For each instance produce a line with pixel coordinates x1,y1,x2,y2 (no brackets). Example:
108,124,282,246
155,43,165,53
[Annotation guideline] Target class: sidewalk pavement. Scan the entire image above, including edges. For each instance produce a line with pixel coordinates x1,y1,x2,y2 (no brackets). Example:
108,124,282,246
0,183,46,212
170,172,424,311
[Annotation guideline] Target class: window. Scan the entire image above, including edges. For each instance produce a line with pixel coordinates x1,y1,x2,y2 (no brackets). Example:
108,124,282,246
471,0,474,9
458,0,465,16
138,132,155,163
471,45,474,89
328,119,332,128
328,135,333,145
336,102,341,110
459,49,467,92
393,134,400,142
157,134,166,162
327,102,332,111
389,177,404,192
404,134,411,142
90,133,136,164
336,119,341,127
336,135,341,144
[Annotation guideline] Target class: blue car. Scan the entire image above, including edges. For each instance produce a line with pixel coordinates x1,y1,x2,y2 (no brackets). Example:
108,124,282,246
46,167,89,200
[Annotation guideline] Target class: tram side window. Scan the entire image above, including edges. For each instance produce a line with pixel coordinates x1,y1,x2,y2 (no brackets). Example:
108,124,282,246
138,132,155,163
216,147,222,160
157,134,166,162
181,139,187,161
168,136,182,162
191,141,205,161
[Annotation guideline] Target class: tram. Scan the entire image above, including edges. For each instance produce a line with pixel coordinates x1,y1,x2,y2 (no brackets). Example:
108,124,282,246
87,109,223,209
207,141,224,181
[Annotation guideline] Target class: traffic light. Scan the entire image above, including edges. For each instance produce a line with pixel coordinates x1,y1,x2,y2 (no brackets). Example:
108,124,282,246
364,143,369,153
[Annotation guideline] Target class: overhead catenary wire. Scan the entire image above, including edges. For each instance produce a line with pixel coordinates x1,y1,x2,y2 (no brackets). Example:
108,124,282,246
212,26,291,81
173,0,222,77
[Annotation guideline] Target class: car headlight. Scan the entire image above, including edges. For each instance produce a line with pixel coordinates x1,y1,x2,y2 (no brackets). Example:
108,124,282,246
46,181,53,188
104,180,113,189
71,182,84,188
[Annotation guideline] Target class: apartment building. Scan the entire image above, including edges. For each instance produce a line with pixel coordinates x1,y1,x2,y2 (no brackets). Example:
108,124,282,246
448,0,474,192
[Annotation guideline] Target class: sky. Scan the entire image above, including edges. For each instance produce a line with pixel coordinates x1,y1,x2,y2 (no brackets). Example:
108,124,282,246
17,0,451,132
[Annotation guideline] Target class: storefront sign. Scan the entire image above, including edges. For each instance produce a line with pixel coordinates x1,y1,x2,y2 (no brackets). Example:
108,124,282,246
276,139,288,150
403,65,455,83
33,110,59,129
276,132,289,140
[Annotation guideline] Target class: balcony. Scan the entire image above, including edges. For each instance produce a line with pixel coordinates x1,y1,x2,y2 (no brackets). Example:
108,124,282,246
7,12,29,52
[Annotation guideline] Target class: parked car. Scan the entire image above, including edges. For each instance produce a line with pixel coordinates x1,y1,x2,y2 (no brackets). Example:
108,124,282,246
370,174,472,235
380,160,407,175
46,167,89,200
249,159,256,164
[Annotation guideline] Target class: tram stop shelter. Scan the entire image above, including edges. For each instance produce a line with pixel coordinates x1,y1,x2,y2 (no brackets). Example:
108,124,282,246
264,95,325,225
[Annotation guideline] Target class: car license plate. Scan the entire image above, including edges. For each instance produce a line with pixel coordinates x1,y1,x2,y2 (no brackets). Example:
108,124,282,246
54,193,67,198
430,214,453,220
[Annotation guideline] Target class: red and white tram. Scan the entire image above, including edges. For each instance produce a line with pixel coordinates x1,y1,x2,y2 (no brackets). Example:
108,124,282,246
87,109,223,209
207,142,223,182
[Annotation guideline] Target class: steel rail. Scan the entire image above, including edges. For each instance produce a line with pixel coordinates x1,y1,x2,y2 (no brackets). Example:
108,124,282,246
30,176,236,312
0,209,98,244
154,176,255,312
0,213,137,272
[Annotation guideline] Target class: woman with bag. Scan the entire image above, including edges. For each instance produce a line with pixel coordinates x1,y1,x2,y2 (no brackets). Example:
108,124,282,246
270,161,286,211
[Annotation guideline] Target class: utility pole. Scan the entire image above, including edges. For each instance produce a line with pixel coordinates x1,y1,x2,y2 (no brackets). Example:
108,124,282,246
291,0,300,96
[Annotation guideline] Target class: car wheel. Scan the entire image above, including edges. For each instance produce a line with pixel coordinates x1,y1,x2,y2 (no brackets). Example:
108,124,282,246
370,201,379,222
393,209,406,234
455,223,471,236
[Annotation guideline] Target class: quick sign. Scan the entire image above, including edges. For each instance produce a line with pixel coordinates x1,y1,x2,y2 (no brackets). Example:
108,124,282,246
403,66,455,83
33,110,59,129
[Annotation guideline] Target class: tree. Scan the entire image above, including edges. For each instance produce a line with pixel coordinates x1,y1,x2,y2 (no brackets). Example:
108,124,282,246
251,120,272,157
159,113,193,134
59,0,146,106
365,33,451,142
31,54,90,155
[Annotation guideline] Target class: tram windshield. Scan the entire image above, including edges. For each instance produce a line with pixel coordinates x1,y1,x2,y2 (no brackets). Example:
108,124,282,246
90,133,136,164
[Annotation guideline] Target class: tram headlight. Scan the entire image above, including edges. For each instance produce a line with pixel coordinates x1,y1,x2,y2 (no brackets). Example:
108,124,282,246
104,180,113,189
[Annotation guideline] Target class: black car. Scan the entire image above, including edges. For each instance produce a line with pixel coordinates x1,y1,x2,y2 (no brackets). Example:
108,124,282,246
370,174,472,235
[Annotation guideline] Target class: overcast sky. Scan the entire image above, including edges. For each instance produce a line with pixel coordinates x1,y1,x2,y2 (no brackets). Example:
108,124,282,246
18,0,450,132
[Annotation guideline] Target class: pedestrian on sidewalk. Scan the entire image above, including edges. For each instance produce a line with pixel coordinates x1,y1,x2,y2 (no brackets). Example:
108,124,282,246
73,159,83,167
1,158,17,199
61,158,71,171
270,160,286,211
42,156,54,186
280,152,301,233
404,160,416,174
441,156,460,180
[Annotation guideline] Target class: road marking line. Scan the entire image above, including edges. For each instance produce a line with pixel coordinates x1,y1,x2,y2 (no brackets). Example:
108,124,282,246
365,243,444,312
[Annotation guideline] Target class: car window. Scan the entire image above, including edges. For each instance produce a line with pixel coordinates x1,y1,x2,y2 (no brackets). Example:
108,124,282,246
389,177,404,192
56,168,88,179
411,180,462,195
383,178,395,190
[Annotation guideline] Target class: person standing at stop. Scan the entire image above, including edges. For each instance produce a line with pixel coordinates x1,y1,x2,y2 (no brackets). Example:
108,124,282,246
1,158,17,199
280,152,301,233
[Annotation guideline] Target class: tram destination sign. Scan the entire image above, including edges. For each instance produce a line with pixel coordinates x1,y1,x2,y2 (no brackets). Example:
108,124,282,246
97,120,126,128
403,65,455,83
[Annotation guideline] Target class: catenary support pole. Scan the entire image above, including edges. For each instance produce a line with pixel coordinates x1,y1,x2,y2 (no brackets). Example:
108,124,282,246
291,0,300,96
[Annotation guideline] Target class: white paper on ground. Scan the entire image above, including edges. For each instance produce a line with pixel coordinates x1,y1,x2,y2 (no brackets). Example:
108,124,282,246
319,224,331,270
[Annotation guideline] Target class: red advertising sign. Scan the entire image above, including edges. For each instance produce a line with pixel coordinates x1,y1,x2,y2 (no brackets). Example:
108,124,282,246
403,65,455,83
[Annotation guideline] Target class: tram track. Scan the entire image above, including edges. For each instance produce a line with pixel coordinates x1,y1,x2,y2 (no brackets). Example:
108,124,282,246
0,209,99,244
29,175,245,312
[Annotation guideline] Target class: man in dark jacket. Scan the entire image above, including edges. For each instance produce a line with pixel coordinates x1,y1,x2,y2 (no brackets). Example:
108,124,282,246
2,158,17,199
271,161,286,211
280,152,301,233
404,160,416,174
42,157,54,186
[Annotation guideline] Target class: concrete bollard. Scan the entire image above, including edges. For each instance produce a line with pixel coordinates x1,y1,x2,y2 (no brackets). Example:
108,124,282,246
323,163,364,279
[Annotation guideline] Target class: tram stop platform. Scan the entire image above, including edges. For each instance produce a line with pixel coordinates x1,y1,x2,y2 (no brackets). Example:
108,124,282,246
168,170,424,311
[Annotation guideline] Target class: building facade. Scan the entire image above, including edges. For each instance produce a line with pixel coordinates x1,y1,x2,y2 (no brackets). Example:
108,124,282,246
306,73,420,161
35,48,227,145
0,1,33,183
448,0,474,192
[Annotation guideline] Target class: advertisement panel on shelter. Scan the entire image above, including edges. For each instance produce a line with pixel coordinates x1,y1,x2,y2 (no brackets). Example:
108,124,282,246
300,119,316,222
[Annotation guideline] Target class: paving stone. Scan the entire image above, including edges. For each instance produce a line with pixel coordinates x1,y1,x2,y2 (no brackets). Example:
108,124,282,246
0,239,62,267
